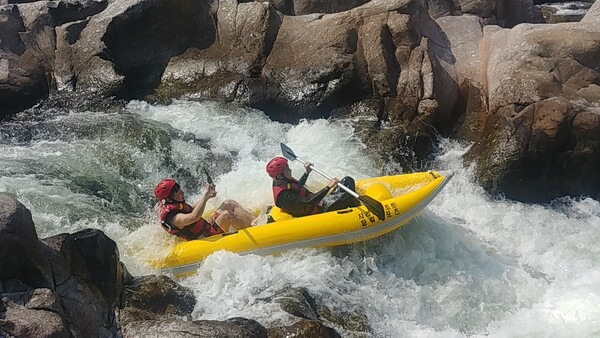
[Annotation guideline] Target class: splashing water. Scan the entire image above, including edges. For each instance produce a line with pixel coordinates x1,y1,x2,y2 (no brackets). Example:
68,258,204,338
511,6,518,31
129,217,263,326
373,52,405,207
1,100,599,337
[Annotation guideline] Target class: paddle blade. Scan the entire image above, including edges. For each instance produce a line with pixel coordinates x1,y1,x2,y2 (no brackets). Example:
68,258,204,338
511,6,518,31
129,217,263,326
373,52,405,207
358,195,386,221
280,143,297,161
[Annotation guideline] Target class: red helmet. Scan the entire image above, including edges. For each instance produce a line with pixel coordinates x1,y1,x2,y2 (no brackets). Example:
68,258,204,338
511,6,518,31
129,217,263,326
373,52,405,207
266,157,288,178
154,179,177,200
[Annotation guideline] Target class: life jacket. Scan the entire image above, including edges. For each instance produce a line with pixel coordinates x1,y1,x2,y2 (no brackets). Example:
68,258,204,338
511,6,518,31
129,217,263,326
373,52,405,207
157,202,221,240
272,179,321,215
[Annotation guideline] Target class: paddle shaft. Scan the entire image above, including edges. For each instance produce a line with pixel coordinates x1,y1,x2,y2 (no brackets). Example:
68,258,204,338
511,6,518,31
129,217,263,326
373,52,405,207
292,157,360,198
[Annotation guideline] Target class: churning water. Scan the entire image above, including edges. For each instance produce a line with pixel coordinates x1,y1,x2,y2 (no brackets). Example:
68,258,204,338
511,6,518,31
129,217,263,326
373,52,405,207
1,100,598,337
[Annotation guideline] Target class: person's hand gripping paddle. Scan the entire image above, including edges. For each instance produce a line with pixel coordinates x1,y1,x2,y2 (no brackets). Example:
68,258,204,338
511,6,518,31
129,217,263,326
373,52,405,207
280,143,385,221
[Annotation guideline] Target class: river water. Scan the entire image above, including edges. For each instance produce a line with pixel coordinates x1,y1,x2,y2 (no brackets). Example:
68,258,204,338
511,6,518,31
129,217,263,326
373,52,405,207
1,99,599,337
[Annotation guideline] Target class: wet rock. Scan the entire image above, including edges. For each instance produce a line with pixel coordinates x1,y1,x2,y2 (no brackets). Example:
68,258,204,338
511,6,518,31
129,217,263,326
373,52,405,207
273,287,371,337
120,275,195,323
267,319,342,338
274,287,319,321
539,1,593,23
314,303,371,335
118,276,268,338
121,317,267,338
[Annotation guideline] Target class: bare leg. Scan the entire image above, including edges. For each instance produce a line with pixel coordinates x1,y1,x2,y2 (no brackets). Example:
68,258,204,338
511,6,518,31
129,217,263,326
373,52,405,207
216,200,254,230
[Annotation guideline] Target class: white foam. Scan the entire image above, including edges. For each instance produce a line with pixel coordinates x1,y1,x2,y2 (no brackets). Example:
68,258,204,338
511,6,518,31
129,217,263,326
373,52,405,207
2,100,599,336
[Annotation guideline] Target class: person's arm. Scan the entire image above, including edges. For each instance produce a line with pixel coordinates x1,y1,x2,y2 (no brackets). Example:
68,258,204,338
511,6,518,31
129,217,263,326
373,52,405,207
297,173,310,186
276,179,338,216
297,162,313,186
167,184,216,229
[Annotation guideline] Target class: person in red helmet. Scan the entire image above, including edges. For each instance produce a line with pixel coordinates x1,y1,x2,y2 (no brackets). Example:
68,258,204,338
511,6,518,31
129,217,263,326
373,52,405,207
154,179,254,240
266,157,360,217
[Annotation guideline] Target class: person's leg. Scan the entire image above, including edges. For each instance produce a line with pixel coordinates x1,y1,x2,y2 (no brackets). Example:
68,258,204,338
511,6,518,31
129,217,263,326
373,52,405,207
217,200,254,229
213,210,233,232
325,176,361,212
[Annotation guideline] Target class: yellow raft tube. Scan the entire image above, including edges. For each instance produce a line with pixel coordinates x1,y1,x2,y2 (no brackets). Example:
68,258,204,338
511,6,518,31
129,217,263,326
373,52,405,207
155,170,453,276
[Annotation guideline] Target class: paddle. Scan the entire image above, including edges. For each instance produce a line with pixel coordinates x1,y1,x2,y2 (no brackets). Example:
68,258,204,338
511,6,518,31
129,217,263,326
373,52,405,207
203,167,213,185
203,167,258,244
280,143,386,221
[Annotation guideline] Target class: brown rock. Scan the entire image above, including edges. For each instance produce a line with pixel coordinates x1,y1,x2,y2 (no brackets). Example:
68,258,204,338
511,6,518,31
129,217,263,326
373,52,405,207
25,288,65,316
158,0,281,101
267,319,341,338
466,14,600,201
0,298,69,338
120,275,195,326
0,193,37,243
122,317,267,338
292,0,369,15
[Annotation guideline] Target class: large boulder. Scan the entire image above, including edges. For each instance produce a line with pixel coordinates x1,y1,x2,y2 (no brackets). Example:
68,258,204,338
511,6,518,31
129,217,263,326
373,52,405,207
466,7,600,202
0,297,69,338
0,0,108,117
0,193,56,289
271,287,370,336
263,0,458,126
0,0,216,118
63,0,215,97
0,194,133,337
267,320,342,338
260,0,370,16
119,275,196,325
156,0,281,102
426,0,543,26
435,15,487,140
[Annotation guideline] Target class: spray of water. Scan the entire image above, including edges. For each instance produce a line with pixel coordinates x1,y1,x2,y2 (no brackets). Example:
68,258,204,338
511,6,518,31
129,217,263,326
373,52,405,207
1,100,599,337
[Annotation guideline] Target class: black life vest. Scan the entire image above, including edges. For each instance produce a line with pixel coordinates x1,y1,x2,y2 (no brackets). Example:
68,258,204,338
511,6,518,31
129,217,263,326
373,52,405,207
272,179,321,215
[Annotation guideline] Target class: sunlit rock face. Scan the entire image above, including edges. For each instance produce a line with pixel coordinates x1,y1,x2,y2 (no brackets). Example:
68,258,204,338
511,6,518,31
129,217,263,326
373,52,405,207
465,2,600,202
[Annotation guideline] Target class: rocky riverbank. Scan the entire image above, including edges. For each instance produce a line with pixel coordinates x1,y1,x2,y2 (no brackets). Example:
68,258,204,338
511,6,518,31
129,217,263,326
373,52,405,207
0,193,372,337
2,0,599,203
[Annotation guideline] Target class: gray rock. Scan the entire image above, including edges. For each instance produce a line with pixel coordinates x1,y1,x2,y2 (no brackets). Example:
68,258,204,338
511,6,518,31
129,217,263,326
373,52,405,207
267,319,341,338
0,298,69,338
272,287,371,336
26,288,65,317
121,317,267,338
0,193,37,243
120,275,195,325
259,0,369,16
427,0,543,26
436,15,487,140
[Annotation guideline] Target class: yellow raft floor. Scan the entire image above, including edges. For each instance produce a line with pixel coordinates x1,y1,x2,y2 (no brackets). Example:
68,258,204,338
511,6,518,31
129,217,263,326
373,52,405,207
154,170,454,276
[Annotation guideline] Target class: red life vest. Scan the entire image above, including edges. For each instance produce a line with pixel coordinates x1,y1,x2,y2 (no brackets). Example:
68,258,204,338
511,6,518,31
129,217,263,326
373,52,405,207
272,179,321,215
157,202,222,240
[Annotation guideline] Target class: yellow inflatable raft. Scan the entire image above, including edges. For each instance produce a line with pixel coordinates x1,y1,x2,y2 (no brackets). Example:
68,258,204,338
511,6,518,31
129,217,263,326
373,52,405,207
155,170,453,276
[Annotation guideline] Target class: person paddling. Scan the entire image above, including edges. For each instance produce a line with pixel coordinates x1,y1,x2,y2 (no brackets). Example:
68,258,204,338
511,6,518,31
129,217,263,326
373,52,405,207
154,179,254,240
266,157,360,217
